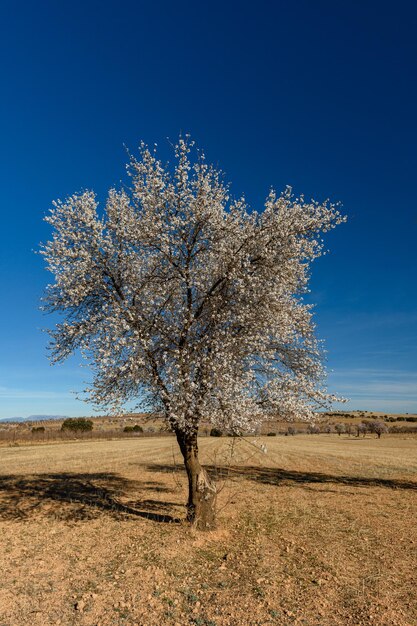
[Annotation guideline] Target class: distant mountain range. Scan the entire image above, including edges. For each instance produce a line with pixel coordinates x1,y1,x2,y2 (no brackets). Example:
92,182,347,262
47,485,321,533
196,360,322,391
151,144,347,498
0,415,68,423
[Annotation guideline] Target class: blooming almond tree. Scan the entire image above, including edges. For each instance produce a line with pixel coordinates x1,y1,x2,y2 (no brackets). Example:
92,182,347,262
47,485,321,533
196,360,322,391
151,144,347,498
41,137,345,529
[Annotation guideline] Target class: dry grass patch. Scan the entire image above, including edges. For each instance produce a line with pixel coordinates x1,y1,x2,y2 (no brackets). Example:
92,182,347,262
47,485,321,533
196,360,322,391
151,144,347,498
0,435,416,625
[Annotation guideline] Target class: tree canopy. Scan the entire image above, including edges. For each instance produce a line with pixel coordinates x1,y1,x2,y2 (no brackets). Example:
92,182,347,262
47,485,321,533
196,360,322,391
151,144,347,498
42,137,344,433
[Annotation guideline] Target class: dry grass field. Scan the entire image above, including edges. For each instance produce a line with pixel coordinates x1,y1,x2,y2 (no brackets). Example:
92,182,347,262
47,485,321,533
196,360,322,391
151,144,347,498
0,434,416,626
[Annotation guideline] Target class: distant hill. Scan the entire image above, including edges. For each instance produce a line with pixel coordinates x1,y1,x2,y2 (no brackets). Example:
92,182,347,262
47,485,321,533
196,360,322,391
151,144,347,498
0,415,68,423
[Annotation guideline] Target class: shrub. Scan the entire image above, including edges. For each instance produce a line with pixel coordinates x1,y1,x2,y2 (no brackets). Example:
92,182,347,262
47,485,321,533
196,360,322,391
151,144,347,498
32,426,45,433
266,432,277,436
389,425,417,434
124,424,143,433
61,418,93,432
210,428,223,437
286,426,297,436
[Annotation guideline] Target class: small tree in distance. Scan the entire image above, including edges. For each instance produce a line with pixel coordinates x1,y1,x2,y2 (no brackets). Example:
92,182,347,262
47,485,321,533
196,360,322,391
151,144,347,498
356,422,367,438
41,137,345,529
335,422,346,436
368,421,388,439
344,423,353,437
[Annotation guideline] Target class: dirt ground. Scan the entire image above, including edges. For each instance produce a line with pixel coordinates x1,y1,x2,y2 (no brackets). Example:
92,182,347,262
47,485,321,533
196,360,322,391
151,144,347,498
0,434,416,626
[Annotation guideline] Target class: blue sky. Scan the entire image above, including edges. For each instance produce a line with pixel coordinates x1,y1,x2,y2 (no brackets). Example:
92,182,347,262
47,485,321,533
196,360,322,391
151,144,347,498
0,1,416,417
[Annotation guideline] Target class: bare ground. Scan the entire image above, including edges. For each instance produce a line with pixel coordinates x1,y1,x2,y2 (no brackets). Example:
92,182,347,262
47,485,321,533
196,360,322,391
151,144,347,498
0,435,416,626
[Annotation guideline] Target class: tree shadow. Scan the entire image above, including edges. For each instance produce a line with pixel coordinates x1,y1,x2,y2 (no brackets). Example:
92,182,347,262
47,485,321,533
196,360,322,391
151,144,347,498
148,464,417,492
0,472,181,523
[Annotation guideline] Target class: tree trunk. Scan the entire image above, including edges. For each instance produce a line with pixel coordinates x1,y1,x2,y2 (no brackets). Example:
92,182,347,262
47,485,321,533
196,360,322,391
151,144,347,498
175,428,217,530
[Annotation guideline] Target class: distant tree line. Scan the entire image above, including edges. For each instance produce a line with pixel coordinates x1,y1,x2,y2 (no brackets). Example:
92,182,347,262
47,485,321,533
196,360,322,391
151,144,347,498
303,420,389,438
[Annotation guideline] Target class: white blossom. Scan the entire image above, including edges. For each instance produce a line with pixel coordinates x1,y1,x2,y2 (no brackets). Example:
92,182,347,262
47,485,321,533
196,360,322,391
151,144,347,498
41,137,346,434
